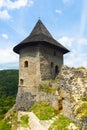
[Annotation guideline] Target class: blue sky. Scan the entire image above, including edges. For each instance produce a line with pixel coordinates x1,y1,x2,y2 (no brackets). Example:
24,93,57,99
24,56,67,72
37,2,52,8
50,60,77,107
0,0,87,70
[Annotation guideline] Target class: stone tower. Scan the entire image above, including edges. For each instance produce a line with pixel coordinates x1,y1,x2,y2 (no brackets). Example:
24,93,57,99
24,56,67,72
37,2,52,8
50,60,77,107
13,20,69,110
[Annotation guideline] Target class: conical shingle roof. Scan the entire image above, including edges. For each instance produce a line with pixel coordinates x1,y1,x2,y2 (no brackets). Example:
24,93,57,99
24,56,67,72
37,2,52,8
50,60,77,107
13,20,69,54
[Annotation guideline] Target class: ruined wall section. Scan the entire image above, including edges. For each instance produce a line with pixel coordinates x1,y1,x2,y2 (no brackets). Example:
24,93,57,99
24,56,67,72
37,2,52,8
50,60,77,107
57,66,87,129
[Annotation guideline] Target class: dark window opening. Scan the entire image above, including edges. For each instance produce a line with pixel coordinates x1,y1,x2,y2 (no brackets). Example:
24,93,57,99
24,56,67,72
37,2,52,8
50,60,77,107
51,62,54,68
20,79,24,85
24,61,28,67
55,65,59,75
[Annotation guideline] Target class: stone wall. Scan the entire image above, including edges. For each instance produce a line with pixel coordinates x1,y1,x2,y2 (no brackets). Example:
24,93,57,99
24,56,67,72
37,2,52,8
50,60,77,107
15,86,37,111
19,44,63,87
15,84,58,111
36,87,58,109
19,46,41,87
39,44,63,80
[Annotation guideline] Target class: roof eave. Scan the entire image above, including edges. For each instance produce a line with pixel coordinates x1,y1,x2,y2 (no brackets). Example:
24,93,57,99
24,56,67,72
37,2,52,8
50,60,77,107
13,40,70,54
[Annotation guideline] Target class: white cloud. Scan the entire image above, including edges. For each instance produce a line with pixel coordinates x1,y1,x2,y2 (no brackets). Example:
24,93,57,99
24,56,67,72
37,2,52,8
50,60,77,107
58,36,87,68
0,0,34,20
0,10,11,20
27,0,34,7
0,0,4,8
0,47,18,64
58,36,74,47
64,50,87,68
0,0,34,10
78,38,87,45
1,33,8,39
6,0,33,9
58,36,87,48
55,9,62,14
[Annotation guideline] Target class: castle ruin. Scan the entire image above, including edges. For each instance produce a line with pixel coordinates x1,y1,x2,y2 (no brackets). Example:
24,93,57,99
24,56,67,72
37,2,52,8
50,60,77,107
13,20,69,110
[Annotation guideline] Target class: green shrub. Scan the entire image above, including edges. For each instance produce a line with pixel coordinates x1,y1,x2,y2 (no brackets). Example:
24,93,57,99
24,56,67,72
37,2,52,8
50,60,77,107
29,101,58,120
49,115,70,130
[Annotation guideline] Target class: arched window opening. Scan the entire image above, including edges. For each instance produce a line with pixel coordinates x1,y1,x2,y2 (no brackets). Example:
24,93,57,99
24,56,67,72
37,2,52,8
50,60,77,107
24,61,28,67
55,65,59,75
20,79,24,85
51,62,54,68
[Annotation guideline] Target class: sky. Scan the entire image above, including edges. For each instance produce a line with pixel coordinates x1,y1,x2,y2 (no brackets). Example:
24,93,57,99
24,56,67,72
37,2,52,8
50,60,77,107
0,0,87,70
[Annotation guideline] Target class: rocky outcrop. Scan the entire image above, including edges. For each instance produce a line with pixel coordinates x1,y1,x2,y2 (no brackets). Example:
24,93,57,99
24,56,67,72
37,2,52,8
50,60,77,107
57,65,87,130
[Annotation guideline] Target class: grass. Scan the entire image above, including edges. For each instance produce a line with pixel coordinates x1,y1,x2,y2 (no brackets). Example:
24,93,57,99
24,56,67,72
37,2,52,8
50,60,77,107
29,101,58,120
20,115,29,128
38,84,58,93
76,102,87,118
0,120,11,130
49,115,71,130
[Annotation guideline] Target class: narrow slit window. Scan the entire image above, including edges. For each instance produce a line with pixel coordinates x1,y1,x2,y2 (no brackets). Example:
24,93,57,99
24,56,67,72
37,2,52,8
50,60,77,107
51,62,54,68
55,65,59,74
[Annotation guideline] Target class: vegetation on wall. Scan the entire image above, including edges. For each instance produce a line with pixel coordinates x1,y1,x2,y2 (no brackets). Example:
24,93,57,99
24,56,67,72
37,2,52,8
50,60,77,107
49,115,70,130
38,84,58,93
29,101,58,120
0,70,18,120
76,102,87,119
48,115,81,130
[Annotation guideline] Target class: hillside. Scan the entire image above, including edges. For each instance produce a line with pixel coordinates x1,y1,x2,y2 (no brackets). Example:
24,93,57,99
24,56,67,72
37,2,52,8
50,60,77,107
0,70,18,120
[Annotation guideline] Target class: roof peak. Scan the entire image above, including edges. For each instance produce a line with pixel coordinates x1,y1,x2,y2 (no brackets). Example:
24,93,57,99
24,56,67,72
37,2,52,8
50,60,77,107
29,19,52,38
